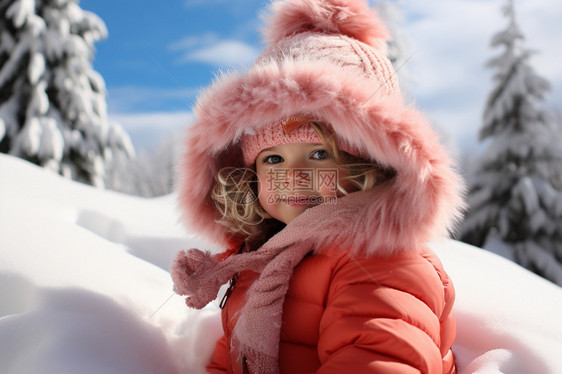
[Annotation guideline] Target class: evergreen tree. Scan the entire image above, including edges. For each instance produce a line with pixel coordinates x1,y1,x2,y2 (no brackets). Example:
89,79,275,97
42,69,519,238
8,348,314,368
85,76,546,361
0,0,134,187
106,133,182,197
461,0,562,285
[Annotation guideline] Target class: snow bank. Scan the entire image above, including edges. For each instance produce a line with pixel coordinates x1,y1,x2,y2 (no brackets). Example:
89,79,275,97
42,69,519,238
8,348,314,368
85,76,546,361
1,154,561,373
0,289,179,374
432,240,562,373
0,154,222,374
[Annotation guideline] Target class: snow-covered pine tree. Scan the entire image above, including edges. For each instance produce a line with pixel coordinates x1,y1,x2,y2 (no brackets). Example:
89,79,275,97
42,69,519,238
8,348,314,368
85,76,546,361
105,133,182,197
0,0,134,187
461,0,562,285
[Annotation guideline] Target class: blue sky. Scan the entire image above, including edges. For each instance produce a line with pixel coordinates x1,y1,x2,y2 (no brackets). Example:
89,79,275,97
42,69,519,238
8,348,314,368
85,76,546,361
81,0,265,113
79,0,562,154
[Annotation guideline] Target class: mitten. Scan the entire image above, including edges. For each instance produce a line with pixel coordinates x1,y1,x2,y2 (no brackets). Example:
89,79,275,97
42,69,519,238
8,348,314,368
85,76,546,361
170,249,223,309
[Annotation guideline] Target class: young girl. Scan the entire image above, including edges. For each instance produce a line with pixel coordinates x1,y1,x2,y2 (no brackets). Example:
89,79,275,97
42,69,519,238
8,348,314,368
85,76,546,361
171,0,465,373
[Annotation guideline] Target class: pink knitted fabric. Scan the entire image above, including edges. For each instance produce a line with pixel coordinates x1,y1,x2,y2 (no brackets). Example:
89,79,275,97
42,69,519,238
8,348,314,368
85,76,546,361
171,189,378,374
241,116,323,166
257,0,398,95
240,115,362,166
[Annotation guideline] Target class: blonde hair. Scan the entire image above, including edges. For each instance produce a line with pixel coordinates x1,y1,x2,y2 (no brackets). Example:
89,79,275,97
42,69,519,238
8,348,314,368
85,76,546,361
211,120,394,246
212,166,271,237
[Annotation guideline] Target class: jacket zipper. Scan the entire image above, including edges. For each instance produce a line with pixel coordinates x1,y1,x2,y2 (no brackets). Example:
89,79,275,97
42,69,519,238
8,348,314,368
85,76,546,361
219,273,239,309
219,242,245,310
241,356,249,374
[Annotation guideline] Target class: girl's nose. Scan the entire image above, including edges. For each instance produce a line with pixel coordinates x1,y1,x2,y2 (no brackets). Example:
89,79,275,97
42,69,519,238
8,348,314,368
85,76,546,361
285,157,310,172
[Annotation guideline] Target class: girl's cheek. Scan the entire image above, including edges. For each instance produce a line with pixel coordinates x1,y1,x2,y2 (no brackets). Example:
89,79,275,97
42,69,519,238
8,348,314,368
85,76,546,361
258,193,281,221
318,185,338,198
257,175,277,215
315,167,345,196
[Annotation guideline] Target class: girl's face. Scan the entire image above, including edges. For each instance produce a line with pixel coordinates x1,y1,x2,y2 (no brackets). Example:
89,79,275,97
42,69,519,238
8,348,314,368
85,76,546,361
255,142,350,225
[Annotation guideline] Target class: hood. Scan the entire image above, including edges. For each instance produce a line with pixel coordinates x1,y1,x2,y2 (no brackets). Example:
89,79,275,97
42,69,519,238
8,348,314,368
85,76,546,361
177,0,466,255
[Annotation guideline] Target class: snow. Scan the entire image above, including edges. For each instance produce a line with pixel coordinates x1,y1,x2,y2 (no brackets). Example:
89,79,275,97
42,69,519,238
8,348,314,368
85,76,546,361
513,177,538,214
432,240,562,373
6,0,35,28
0,40,28,88
12,117,43,157
0,154,222,374
0,98,18,141
0,118,5,142
483,235,515,262
37,117,64,167
28,52,45,85
29,81,49,116
1,153,562,373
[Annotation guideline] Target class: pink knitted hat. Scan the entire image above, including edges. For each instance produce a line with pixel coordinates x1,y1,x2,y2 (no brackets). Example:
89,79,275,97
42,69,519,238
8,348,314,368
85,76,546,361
240,115,361,166
240,115,321,166
256,0,398,95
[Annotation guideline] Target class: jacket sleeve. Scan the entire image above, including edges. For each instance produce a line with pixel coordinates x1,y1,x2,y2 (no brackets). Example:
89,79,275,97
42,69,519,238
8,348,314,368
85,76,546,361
316,253,448,374
206,335,229,374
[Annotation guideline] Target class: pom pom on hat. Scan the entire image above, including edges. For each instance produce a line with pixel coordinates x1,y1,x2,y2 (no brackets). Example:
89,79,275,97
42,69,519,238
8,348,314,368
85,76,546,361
263,0,389,52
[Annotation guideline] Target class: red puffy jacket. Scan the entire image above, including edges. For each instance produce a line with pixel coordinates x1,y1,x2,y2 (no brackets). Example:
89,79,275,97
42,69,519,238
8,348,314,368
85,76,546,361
207,244,456,374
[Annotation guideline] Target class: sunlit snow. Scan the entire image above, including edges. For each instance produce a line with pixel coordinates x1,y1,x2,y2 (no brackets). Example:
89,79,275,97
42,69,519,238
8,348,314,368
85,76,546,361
1,154,561,373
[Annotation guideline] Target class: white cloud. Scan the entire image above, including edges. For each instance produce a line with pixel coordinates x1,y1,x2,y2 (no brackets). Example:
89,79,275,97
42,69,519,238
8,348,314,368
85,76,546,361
183,40,260,66
170,33,260,67
399,0,562,158
109,111,195,151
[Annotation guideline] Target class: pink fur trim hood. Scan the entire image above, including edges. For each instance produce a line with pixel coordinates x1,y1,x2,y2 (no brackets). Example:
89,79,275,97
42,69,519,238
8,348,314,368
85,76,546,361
177,0,466,256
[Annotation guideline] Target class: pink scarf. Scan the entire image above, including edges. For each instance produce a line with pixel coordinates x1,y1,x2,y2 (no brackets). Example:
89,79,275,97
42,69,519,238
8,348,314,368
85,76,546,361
170,190,377,373
171,237,314,373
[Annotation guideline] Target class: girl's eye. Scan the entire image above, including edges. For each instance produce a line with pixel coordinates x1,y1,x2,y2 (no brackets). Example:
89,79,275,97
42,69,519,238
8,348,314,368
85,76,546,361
311,149,330,160
263,155,284,164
